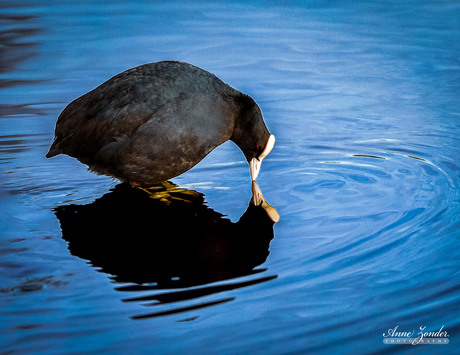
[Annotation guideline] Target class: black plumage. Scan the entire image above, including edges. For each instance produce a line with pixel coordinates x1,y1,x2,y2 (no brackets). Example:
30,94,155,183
47,61,274,186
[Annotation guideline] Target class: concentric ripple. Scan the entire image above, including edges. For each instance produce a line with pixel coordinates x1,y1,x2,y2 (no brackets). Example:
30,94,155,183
270,136,457,276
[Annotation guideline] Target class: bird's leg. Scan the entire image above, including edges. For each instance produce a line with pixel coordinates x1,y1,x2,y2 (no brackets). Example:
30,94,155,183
136,181,200,204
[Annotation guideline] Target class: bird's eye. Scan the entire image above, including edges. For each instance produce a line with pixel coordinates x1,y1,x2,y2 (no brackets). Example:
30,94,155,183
256,145,261,150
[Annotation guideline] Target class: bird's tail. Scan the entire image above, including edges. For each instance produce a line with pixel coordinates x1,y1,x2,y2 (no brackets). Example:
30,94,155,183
45,140,62,158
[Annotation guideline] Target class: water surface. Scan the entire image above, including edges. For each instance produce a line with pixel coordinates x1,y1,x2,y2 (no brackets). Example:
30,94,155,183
1,1,459,354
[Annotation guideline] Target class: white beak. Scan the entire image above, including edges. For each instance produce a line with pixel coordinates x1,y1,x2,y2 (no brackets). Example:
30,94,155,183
249,134,275,181
250,158,261,180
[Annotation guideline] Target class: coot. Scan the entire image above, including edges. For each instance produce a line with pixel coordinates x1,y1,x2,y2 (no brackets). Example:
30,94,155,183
46,61,275,186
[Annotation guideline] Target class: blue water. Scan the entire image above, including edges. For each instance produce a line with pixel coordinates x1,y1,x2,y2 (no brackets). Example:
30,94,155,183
1,1,459,354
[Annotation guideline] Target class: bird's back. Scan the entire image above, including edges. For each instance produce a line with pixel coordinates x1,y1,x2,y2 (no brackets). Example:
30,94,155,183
47,61,236,160
46,61,244,185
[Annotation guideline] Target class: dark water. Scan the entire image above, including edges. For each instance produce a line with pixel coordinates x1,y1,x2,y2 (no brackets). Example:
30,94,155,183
1,1,459,354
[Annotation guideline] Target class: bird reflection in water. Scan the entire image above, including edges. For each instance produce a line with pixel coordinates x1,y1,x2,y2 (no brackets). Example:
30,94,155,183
55,181,279,320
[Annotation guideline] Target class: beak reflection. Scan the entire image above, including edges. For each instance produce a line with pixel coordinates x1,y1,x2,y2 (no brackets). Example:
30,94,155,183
251,181,280,223
55,182,279,320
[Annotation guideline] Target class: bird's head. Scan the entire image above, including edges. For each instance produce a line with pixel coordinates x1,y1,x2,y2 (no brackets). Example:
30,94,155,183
231,95,275,180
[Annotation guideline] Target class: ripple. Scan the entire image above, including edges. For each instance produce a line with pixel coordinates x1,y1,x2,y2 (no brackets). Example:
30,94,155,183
279,141,456,285
0,133,48,158
131,298,235,320
352,154,386,160
0,276,68,295
126,275,277,320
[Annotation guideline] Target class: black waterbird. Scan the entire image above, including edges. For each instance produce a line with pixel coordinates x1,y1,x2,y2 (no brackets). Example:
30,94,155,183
46,61,275,186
